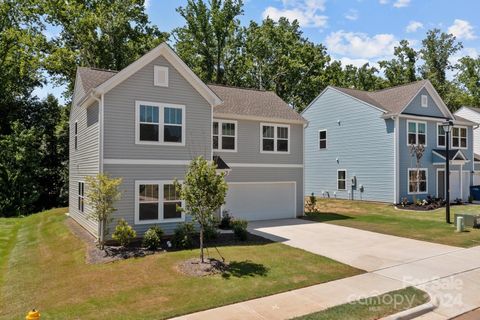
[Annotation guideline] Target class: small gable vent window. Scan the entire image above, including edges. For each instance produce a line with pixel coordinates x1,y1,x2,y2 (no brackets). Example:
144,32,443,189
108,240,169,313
421,95,428,107
154,66,168,87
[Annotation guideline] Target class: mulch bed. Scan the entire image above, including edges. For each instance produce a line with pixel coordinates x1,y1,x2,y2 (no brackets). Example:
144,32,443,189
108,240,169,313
176,258,229,277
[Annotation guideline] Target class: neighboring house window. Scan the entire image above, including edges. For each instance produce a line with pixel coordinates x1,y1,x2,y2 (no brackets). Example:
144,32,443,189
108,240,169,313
154,66,168,87
437,124,446,147
337,170,347,190
261,123,290,153
407,121,426,146
319,130,327,149
452,127,467,148
136,181,184,223
136,101,185,145
78,181,84,212
408,169,427,194
74,121,78,150
213,120,237,151
421,95,428,107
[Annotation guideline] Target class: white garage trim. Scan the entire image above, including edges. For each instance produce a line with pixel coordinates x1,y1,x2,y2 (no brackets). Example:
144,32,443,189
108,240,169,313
223,181,297,219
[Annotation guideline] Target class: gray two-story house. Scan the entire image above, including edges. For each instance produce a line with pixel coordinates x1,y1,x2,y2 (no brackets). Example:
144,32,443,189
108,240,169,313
303,80,476,204
69,43,306,237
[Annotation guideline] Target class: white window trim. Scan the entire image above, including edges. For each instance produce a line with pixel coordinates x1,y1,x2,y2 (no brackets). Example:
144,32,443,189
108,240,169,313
451,125,468,150
406,120,427,147
213,119,238,152
436,123,446,148
135,101,186,146
337,169,347,191
134,180,185,225
260,123,291,154
153,65,169,87
421,95,428,108
407,168,428,195
78,181,85,213
318,129,327,150
74,121,78,150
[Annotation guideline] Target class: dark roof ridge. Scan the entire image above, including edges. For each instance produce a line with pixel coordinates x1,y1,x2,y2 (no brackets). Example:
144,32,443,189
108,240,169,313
78,66,118,73
208,83,268,92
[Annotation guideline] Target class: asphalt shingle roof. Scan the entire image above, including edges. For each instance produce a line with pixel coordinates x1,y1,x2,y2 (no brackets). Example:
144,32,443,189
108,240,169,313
77,67,117,96
208,84,306,123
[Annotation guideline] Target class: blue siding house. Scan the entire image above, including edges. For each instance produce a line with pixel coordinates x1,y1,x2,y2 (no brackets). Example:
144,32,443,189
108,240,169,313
303,80,477,204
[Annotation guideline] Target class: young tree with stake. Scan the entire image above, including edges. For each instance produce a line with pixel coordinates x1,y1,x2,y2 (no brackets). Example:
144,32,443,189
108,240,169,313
175,156,228,263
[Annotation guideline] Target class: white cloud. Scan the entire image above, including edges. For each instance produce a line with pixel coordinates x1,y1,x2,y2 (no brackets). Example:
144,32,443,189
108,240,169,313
338,57,373,68
344,9,359,21
448,19,476,40
393,0,410,8
379,0,389,4
405,21,423,33
325,30,398,59
262,0,328,28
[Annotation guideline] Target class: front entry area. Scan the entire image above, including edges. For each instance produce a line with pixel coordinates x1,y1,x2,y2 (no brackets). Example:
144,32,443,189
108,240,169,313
436,168,470,201
223,182,296,221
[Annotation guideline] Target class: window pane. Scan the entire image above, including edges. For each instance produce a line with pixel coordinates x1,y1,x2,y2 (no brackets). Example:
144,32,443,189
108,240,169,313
419,181,427,192
438,126,445,135
140,105,159,123
164,107,182,124
319,131,326,140
163,184,179,201
139,184,158,202
461,138,467,148
263,126,274,138
222,123,235,136
418,134,426,145
139,203,158,220
438,136,445,146
213,122,218,135
222,136,235,150
319,140,326,149
453,137,459,147
277,127,288,139
140,123,159,141
408,133,417,145
419,170,426,181
461,128,467,138
263,138,274,151
164,202,182,219
453,127,459,136
277,139,288,152
338,181,346,190
164,125,182,143
418,123,426,134
338,170,346,180
213,136,218,149
408,122,416,133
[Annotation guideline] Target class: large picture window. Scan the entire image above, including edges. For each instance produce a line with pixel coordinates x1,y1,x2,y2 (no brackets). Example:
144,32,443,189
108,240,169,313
213,120,237,151
261,123,290,153
408,169,427,194
452,127,467,148
407,121,426,146
136,181,184,224
136,101,185,145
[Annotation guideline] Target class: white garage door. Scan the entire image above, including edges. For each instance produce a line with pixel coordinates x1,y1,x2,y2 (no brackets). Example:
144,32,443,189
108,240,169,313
224,182,296,221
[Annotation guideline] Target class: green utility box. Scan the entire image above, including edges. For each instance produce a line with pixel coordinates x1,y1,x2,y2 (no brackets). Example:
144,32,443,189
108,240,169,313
454,213,480,228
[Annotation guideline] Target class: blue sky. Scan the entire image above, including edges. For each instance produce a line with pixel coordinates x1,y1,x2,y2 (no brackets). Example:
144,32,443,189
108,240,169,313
35,0,480,103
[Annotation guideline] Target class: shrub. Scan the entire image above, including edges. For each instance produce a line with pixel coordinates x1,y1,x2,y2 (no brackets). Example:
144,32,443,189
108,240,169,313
305,192,317,213
143,225,164,250
219,211,233,229
204,221,220,241
173,222,195,249
232,219,248,241
112,219,136,247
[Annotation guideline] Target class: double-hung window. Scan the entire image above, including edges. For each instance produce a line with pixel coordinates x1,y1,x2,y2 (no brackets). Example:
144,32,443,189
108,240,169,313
437,124,446,147
78,181,85,212
319,130,327,149
452,127,467,148
407,121,426,146
136,181,184,224
261,123,290,153
337,170,347,190
136,101,185,145
408,169,427,194
213,120,237,151
74,121,78,150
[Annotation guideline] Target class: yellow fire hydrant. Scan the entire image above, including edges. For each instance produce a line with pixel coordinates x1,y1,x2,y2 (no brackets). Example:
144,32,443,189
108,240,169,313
26,309,40,320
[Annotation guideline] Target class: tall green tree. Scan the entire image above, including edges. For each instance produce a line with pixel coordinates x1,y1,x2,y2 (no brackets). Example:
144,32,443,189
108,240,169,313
45,0,168,97
455,56,480,106
174,0,244,84
379,40,418,86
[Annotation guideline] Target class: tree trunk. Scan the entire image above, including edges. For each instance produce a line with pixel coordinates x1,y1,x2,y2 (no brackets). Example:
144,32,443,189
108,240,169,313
200,225,204,263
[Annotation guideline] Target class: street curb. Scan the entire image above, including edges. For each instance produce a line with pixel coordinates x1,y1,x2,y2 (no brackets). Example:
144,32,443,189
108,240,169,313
381,294,438,320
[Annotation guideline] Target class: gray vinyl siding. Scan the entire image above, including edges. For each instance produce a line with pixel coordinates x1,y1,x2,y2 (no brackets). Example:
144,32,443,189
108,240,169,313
303,88,395,203
402,88,444,118
398,117,474,202
103,164,192,236
213,118,303,164
103,56,211,161
69,92,100,236
225,167,303,216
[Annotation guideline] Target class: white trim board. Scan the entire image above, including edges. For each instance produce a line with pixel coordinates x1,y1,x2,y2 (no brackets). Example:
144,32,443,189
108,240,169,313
103,159,303,168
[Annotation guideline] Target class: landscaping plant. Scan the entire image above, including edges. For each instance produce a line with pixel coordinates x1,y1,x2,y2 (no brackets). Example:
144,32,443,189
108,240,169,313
175,156,228,262
232,219,248,241
305,192,318,213
219,210,233,229
204,220,220,241
112,219,136,248
85,173,122,249
173,222,195,249
143,225,164,250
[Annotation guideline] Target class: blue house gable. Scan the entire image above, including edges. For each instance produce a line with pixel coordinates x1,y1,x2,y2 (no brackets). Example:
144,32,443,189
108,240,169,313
303,80,476,205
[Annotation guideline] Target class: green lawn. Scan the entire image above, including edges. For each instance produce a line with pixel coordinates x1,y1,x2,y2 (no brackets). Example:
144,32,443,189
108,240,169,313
292,287,429,320
0,208,362,320
305,199,480,247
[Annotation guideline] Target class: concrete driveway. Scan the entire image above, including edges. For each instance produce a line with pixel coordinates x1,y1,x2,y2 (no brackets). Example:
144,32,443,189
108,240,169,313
248,219,459,272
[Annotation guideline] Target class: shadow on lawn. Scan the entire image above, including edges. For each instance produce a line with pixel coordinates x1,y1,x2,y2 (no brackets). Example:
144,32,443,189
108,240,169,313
222,260,269,279
303,212,353,222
